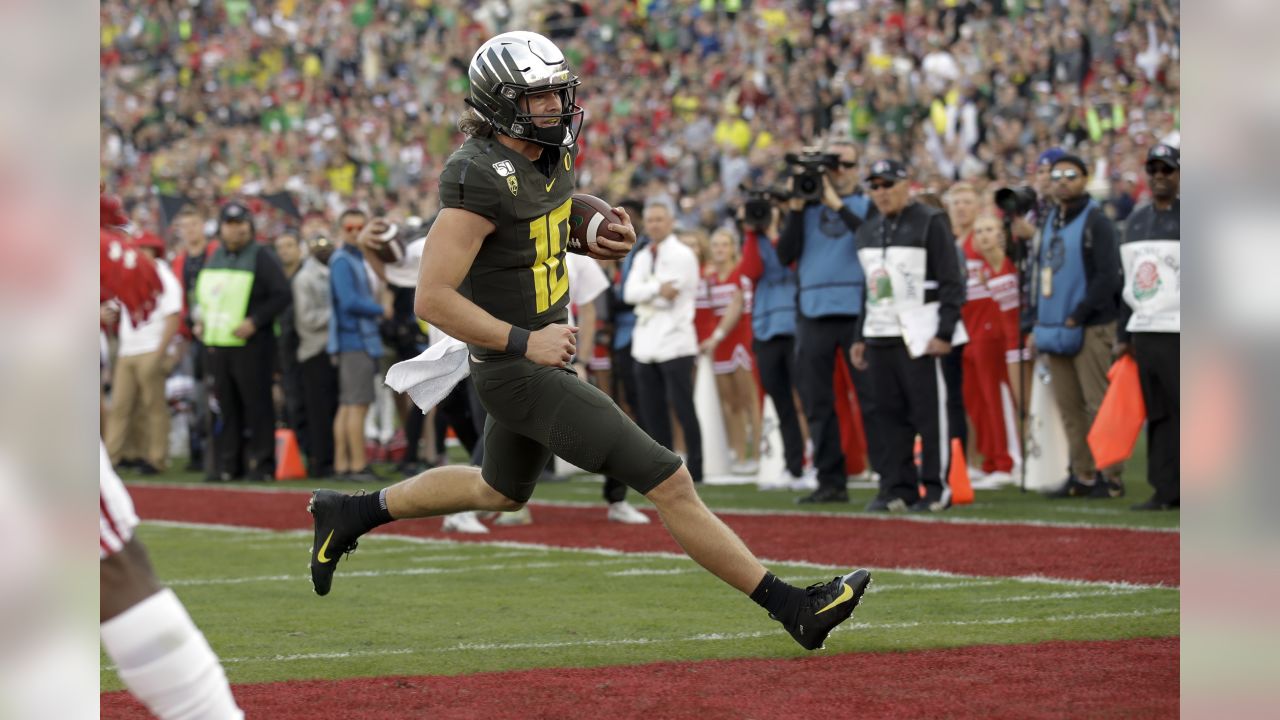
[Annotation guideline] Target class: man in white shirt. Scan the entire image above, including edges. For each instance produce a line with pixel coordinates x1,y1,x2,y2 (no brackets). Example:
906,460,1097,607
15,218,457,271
105,232,184,473
623,200,703,482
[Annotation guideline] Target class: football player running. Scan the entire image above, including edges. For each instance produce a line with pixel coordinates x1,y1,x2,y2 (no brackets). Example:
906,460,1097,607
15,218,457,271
306,31,871,651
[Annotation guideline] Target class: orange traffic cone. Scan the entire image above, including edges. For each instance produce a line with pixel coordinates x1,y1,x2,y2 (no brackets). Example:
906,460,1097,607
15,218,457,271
275,428,306,481
949,438,974,505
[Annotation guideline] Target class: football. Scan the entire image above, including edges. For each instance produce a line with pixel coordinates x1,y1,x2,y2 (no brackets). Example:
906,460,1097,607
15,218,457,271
567,194,625,256
367,221,404,263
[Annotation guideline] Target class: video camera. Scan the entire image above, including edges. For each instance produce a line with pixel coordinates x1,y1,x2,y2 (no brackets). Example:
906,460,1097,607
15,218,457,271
740,184,790,232
785,150,840,203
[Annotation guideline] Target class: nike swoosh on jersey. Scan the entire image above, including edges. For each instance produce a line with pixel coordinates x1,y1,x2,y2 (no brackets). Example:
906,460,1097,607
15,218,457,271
815,582,854,615
545,178,556,192
316,530,335,563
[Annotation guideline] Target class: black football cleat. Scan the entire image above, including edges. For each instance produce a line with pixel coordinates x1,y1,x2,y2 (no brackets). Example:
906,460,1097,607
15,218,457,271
308,490,364,596
774,569,872,650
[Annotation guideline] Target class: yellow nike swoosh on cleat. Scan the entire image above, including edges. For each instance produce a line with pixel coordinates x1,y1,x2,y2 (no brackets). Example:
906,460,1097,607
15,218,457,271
316,530,335,563
545,178,556,192
815,582,854,615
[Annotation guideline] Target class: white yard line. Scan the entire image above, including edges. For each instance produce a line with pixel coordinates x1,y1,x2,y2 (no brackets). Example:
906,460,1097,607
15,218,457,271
197,608,1178,666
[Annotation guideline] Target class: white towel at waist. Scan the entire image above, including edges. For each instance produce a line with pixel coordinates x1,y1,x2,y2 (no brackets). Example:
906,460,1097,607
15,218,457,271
384,333,470,413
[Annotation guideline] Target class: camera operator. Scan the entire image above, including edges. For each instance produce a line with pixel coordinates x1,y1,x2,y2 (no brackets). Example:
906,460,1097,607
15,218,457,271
850,160,966,513
737,195,806,490
776,139,881,504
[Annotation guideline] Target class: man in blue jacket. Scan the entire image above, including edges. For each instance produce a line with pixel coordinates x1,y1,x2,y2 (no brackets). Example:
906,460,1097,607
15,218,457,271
328,209,387,482
776,140,880,503
1029,155,1126,499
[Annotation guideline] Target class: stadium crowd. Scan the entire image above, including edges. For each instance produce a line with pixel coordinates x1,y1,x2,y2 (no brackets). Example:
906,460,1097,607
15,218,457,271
99,0,1180,517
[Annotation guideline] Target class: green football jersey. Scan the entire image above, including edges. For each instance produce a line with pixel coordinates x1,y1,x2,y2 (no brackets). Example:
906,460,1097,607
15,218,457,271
438,135,578,359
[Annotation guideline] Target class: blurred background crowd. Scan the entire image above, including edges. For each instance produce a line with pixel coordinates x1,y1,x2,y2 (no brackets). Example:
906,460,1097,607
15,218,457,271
98,0,1180,517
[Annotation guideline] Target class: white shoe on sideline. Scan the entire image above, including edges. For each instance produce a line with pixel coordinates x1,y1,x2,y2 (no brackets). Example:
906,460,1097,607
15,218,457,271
789,467,819,492
730,458,760,475
984,471,1014,487
607,501,651,524
493,506,534,526
441,511,489,534
758,472,794,491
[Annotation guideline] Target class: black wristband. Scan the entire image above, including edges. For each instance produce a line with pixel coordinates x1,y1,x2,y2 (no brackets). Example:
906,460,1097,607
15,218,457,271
505,326,530,356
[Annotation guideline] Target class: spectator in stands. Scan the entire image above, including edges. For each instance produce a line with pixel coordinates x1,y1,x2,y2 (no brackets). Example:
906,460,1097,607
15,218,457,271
698,227,761,476
105,232,183,475
292,234,338,479
777,139,879,504
1030,155,1126,499
625,198,703,483
1117,143,1180,511
195,202,290,481
328,209,387,483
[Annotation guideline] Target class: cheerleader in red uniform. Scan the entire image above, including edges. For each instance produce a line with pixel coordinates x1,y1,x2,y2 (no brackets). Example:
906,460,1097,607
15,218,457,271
699,228,762,474
960,215,1021,483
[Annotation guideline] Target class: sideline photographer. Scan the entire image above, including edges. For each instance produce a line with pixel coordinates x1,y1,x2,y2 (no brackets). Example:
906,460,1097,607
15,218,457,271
776,139,881,504
737,193,806,490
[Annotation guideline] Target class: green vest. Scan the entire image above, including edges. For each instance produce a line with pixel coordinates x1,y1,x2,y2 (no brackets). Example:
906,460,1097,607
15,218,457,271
196,243,259,347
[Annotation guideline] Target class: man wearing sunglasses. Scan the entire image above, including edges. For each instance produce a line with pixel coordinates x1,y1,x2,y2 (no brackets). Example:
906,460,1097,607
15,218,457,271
849,160,966,513
776,139,883,504
1115,144,1180,511
1030,154,1126,500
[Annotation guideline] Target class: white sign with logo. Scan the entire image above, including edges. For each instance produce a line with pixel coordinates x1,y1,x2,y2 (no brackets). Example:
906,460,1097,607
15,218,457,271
1121,240,1180,333
857,246,926,338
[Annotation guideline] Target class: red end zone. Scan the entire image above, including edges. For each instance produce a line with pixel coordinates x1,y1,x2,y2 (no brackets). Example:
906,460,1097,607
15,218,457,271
103,637,1178,719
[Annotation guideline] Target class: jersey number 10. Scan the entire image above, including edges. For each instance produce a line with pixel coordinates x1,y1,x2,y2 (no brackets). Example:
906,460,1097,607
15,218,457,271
530,198,573,313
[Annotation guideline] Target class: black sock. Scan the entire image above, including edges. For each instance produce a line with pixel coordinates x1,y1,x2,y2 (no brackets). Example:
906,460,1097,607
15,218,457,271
351,489,394,534
750,572,804,618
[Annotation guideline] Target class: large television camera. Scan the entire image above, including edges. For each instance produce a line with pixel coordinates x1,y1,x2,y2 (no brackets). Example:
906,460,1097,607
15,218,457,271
740,184,791,232
785,150,840,203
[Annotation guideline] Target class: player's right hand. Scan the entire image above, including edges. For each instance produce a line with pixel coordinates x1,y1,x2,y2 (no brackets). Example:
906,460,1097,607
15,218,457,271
526,324,578,367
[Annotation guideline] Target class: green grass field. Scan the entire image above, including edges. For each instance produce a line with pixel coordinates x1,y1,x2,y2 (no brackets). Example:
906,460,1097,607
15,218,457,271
105,433,1177,697
102,519,1178,691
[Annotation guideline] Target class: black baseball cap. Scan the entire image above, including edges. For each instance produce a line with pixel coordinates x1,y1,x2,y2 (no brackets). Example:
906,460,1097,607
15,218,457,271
219,202,251,223
1146,143,1179,170
1052,154,1090,176
865,159,908,182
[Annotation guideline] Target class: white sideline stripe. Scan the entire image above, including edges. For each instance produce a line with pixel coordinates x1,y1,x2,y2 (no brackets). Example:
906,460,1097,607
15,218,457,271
147,520,1177,591
977,589,1145,603
199,608,1178,665
130,483,1178,533
606,568,700,577
168,558,643,587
